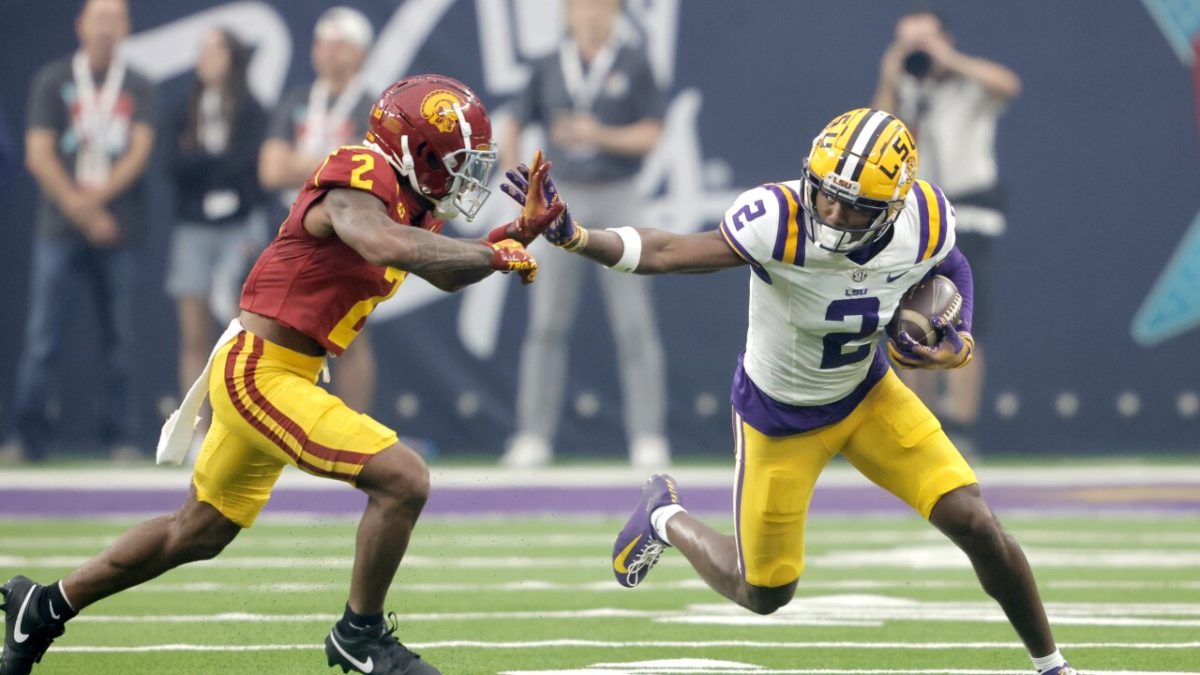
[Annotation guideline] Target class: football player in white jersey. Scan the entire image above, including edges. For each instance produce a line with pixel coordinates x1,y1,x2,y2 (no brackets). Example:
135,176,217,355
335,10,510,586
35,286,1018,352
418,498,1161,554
502,108,1078,675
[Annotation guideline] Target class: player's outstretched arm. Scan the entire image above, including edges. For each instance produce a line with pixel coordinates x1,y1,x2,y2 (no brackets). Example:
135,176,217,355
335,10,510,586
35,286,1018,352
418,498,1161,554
574,227,745,274
317,187,540,287
500,164,743,274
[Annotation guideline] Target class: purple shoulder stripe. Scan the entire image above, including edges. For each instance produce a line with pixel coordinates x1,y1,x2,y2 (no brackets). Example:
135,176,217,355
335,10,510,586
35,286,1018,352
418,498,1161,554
914,183,931,265
767,184,791,263
931,183,949,257
781,183,805,267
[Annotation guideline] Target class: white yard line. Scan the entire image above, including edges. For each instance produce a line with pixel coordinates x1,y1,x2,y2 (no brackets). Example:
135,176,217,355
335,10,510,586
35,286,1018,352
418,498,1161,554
4,529,1197,550
47,638,1200,651
1,463,1196,490
117,579,1200,595
7,547,1200,569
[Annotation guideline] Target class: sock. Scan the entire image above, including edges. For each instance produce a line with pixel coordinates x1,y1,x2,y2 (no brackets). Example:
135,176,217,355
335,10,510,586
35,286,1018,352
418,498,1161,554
42,581,78,623
650,504,686,545
1032,649,1065,673
338,603,383,634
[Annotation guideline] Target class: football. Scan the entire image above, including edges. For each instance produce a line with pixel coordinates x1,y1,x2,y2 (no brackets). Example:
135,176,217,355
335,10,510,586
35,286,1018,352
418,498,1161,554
886,275,962,347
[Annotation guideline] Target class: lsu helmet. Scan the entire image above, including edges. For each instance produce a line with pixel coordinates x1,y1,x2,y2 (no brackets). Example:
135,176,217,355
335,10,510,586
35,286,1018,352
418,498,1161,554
366,75,496,220
801,108,918,253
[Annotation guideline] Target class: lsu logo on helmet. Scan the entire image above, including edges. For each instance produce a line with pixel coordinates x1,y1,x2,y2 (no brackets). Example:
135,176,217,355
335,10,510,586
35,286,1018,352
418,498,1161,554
420,90,462,133
801,108,918,253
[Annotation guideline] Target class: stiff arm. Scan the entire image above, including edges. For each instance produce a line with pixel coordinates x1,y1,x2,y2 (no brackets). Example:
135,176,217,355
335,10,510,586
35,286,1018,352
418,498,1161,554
571,227,745,274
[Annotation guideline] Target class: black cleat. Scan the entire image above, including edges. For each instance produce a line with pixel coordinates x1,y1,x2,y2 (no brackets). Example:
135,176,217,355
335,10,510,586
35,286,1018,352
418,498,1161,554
325,613,440,674
2,577,65,675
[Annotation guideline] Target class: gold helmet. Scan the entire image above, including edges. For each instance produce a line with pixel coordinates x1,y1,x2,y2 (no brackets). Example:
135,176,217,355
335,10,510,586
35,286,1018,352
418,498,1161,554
801,108,918,252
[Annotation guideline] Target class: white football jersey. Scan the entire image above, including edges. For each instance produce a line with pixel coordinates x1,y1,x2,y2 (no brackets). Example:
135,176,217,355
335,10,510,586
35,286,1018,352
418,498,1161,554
719,179,956,406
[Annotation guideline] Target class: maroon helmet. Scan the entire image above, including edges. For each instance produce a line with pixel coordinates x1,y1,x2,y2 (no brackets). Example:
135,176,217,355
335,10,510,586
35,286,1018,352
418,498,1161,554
366,74,496,220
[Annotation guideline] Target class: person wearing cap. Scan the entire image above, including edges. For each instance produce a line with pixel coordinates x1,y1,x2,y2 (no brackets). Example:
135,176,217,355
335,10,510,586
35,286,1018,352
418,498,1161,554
258,6,381,417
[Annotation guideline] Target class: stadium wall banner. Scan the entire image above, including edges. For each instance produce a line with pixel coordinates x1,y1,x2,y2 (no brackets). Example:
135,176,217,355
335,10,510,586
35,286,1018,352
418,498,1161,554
0,0,1195,457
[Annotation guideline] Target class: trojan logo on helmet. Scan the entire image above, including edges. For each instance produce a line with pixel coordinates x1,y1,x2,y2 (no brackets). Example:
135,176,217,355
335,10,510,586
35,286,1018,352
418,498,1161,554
419,90,462,134
364,74,496,220
800,108,919,253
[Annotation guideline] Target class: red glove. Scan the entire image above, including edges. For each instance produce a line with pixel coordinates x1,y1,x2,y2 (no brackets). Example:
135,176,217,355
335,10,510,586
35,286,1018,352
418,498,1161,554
483,149,564,245
488,239,538,285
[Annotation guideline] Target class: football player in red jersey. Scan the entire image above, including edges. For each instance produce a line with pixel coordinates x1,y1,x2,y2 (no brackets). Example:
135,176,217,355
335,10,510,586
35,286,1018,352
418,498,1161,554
1,75,561,675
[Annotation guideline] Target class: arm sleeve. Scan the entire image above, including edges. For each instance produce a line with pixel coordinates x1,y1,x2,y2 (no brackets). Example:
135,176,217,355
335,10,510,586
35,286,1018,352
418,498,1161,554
26,64,64,132
933,246,975,333
509,61,542,126
129,72,158,126
265,88,299,141
628,48,667,121
215,98,268,185
717,184,799,266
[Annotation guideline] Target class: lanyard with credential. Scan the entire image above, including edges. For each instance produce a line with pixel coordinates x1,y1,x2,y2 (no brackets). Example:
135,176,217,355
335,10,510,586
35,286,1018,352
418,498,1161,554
301,76,364,156
559,39,619,113
71,50,126,186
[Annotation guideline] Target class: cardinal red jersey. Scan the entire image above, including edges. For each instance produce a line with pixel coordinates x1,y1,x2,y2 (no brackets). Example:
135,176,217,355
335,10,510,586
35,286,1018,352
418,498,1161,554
241,144,437,355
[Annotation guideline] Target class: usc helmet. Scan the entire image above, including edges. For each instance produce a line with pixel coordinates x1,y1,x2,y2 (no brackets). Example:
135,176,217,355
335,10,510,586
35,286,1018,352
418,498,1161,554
365,75,496,220
801,108,918,253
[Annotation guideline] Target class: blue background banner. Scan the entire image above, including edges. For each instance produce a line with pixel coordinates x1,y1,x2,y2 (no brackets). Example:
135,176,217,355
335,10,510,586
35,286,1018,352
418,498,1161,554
0,0,1196,458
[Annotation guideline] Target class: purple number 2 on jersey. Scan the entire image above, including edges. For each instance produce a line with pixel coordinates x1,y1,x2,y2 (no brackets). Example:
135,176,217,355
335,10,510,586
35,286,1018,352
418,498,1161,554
820,297,880,369
729,199,766,231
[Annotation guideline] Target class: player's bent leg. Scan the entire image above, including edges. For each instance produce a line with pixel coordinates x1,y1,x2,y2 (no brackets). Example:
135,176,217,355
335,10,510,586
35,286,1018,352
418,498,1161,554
667,512,799,615
63,486,241,610
929,484,1057,659
349,442,430,614
325,442,439,675
3,488,240,674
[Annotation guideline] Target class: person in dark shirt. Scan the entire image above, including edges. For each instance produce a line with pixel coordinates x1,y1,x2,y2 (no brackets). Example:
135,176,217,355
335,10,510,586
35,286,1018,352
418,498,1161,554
166,27,267,444
14,0,156,461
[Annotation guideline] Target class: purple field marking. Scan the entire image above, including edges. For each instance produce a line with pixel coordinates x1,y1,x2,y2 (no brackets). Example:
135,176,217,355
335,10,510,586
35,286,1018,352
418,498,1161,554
0,484,1196,518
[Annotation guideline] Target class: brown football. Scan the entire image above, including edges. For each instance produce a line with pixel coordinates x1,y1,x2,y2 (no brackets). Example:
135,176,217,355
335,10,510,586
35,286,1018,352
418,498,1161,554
886,275,962,347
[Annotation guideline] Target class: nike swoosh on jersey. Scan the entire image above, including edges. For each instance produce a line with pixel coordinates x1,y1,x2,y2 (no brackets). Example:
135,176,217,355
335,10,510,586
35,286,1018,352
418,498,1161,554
13,585,36,643
886,271,908,282
613,534,643,574
328,630,374,673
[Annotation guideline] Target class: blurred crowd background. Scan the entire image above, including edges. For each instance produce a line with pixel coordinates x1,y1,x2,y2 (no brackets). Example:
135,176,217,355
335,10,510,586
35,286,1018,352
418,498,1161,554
0,0,1196,464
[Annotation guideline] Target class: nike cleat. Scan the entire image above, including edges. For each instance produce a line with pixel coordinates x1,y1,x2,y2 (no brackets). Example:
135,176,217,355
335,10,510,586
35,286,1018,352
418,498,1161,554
325,613,440,674
612,474,681,588
2,577,65,675
1039,664,1080,675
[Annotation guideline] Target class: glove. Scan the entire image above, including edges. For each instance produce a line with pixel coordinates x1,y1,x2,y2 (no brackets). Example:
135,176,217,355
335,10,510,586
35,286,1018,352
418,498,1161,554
499,159,585,251
887,317,975,370
488,238,539,285
484,150,564,245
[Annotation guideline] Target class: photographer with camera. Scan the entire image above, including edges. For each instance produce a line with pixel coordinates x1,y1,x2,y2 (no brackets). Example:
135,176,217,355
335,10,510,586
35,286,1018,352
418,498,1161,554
872,9,1021,459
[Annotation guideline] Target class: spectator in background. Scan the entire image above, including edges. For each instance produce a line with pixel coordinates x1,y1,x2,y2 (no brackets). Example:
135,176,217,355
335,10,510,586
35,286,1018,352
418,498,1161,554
167,28,266,434
500,0,669,469
872,8,1020,457
14,0,156,461
258,6,378,414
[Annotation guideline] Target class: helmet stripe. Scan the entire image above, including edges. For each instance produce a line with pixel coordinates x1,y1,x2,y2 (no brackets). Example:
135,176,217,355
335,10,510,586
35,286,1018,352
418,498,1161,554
832,110,871,178
834,110,893,182
850,113,897,182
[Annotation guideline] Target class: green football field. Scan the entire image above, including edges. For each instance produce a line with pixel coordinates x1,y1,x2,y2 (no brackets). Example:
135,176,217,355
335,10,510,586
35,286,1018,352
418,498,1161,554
1,513,1197,674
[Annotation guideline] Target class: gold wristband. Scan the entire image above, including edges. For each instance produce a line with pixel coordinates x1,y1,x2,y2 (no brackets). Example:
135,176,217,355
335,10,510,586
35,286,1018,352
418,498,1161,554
561,224,589,253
